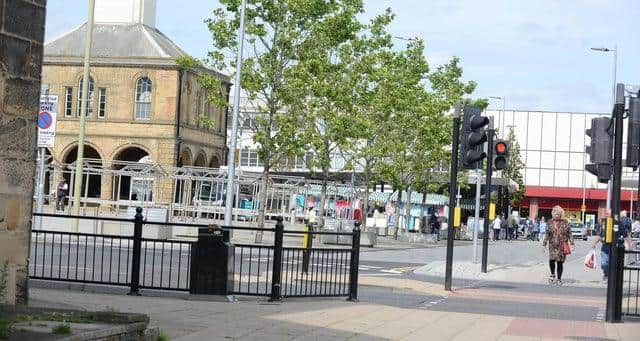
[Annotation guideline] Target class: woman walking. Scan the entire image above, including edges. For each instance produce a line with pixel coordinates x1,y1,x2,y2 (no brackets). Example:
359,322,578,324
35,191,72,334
542,206,575,285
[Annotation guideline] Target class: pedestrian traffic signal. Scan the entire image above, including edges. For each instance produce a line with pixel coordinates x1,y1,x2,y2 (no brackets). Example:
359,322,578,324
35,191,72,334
461,105,489,169
626,97,640,169
585,117,613,183
492,139,509,170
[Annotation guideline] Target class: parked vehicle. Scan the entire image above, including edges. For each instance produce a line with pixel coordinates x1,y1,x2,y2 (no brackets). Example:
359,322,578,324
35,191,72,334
570,222,588,241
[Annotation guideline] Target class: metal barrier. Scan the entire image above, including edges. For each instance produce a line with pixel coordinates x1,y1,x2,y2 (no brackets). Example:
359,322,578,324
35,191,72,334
30,209,360,300
623,242,640,318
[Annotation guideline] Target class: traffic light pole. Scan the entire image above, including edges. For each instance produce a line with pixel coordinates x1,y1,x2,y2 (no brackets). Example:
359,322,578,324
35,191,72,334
472,168,482,264
606,83,626,323
481,119,495,273
445,105,461,291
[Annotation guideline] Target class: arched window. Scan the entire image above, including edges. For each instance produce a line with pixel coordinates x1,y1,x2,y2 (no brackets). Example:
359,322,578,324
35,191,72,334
77,76,94,117
135,77,152,120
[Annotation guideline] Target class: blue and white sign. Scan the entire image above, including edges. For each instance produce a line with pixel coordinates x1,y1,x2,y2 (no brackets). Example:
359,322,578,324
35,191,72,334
37,95,58,148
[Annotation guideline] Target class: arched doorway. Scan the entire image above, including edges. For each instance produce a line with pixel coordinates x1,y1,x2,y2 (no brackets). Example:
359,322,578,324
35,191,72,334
209,155,220,169
112,146,153,202
194,151,207,167
178,148,192,167
63,144,103,200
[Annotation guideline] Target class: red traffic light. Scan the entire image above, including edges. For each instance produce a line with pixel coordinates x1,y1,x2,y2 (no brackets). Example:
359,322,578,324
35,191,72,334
495,141,507,155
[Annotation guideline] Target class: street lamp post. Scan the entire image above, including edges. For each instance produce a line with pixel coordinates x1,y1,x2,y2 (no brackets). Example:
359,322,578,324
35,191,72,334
489,96,506,138
582,153,587,223
489,96,508,224
72,0,96,232
224,0,248,226
590,46,618,215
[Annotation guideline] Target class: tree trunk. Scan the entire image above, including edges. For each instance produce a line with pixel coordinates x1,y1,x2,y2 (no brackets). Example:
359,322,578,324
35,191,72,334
384,189,394,237
362,174,370,228
361,165,371,227
404,186,411,234
318,167,329,229
254,171,269,243
394,187,401,240
419,189,427,233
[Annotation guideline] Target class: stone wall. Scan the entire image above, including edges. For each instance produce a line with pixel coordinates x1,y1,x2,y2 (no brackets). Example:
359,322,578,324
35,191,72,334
0,0,47,304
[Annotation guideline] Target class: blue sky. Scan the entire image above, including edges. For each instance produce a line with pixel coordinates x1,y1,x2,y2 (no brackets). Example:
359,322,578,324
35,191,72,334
46,0,639,113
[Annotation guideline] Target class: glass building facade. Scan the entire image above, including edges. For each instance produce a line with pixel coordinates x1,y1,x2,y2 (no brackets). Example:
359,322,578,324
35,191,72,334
486,109,640,219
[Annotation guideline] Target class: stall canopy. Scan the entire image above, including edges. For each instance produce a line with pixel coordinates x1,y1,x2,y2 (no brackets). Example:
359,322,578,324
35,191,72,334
367,191,447,205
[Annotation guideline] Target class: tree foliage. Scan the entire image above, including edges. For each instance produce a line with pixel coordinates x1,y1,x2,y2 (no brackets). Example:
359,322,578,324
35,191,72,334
189,1,483,230
203,0,370,227
503,127,525,206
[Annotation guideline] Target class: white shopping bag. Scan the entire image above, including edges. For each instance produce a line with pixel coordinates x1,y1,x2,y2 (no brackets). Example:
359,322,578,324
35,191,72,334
584,249,596,269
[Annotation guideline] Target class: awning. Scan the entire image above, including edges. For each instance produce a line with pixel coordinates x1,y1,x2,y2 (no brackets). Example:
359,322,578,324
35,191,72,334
367,191,447,205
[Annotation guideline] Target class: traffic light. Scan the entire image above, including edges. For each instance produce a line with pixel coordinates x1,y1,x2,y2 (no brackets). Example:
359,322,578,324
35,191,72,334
585,117,612,183
626,97,640,168
460,105,489,169
492,139,509,170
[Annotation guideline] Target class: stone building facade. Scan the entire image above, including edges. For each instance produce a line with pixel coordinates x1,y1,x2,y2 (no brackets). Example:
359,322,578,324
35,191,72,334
0,0,46,304
41,0,230,205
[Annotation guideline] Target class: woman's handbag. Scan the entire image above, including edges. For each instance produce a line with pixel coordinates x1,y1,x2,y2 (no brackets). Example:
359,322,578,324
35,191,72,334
562,240,572,255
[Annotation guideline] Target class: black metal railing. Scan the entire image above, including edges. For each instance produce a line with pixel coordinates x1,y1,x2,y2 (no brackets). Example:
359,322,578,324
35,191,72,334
31,209,361,300
233,244,274,296
623,248,640,317
279,247,352,297
30,230,133,286
31,209,194,293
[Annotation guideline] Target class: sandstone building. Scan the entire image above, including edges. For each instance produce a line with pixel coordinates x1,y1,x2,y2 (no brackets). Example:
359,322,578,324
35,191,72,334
41,0,230,205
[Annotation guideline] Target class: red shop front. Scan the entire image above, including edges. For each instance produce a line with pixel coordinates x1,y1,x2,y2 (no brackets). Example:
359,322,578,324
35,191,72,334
519,186,639,219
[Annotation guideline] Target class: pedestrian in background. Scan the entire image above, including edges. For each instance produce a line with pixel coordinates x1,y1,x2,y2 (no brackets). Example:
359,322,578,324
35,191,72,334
538,217,547,244
532,218,540,241
507,215,516,241
304,206,317,227
542,205,575,285
56,179,68,212
500,215,507,240
429,211,441,241
592,215,631,282
632,219,640,238
492,214,502,241
525,218,533,240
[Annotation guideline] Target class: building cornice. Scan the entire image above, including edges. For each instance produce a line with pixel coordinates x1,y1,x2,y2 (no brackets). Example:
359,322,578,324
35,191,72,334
44,56,232,84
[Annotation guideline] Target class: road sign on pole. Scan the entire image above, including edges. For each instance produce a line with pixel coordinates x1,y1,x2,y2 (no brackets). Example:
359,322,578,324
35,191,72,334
37,95,58,148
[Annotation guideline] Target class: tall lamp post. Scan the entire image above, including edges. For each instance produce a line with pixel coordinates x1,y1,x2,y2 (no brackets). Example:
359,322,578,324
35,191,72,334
72,0,96,231
489,96,507,226
489,96,506,138
590,46,617,216
224,0,248,226
581,152,587,223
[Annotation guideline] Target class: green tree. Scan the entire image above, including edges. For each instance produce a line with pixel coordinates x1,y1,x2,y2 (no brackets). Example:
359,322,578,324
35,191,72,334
503,127,525,206
375,56,477,238
202,0,366,229
285,5,399,227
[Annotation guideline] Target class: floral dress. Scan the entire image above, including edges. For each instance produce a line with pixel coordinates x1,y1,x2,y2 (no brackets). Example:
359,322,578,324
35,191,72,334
542,218,574,262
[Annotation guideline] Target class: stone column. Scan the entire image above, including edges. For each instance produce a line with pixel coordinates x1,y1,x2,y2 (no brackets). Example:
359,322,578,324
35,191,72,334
0,0,47,305
529,198,539,219
100,174,113,204
598,202,607,221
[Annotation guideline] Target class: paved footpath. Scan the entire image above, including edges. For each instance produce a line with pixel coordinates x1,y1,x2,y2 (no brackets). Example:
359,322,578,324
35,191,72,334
30,275,640,341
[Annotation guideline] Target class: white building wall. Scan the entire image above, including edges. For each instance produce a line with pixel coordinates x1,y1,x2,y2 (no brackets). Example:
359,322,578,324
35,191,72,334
486,109,639,190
